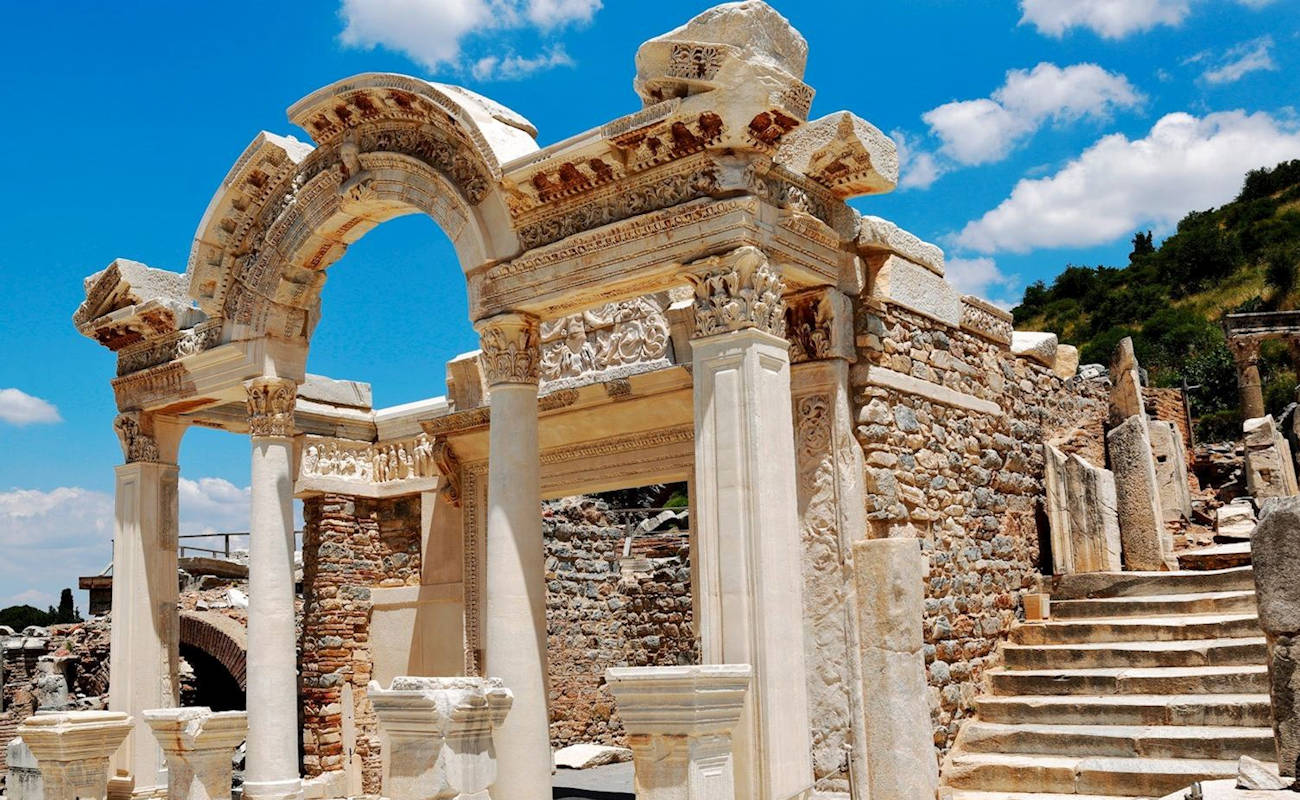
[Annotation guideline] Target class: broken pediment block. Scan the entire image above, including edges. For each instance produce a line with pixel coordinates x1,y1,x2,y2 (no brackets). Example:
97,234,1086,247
774,112,898,198
74,259,204,351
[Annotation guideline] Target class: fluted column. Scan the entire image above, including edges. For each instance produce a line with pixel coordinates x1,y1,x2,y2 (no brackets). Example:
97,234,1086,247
474,312,550,798
1229,335,1266,420
108,411,185,800
243,378,303,800
686,246,814,800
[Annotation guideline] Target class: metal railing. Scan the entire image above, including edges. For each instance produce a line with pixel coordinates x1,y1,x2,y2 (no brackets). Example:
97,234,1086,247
177,531,303,560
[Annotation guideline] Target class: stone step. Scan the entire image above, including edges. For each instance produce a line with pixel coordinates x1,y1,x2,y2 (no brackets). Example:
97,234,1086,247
1002,638,1267,669
974,694,1271,727
955,721,1276,761
947,792,1139,800
1049,567,1255,600
942,752,1267,797
1178,543,1252,571
1011,614,1260,645
987,664,1268,696
1050,590,1257,619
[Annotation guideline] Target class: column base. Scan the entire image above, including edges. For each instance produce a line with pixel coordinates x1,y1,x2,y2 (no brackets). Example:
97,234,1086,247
242,778,304,800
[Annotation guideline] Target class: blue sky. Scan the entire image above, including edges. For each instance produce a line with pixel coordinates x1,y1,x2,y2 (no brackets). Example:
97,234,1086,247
0,0,1297,608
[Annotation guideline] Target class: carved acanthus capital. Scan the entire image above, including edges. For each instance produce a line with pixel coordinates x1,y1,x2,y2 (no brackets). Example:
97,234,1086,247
245,378,297,439
1227,335,1263,366
786,287,854,363
114,412,161,464
686,246,787,339
431,437,463,507
476,313,541,386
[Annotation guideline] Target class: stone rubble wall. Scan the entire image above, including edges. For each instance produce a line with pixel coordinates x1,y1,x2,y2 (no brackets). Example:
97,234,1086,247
300,494,422,795
853,300,1108,752
1144,387,1201,492
543,499,696,748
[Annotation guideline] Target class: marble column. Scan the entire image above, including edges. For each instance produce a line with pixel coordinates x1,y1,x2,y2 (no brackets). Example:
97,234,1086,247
108,411,185,799
687,246,815,800
474,312,551,798
1229,335,1266,420
243,378,303,800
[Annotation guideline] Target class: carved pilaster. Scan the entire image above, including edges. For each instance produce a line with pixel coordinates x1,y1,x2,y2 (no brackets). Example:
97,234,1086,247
476,313,540,386
686,246,787,339
244,378,297,439
114,412,161,464
786,287,854,363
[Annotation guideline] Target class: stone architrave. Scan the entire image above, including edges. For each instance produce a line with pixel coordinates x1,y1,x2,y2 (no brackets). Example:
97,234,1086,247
7,737,43,800
367,677,513,800
1109,337,1145,425
1106,415,1176,571
850,538,940,800
1246,416,1300,500
18,712,133,800
1250,497,1300,776
143,708,247,800
1149,420,1193,523
605,665,752,800
1044,445,1122,573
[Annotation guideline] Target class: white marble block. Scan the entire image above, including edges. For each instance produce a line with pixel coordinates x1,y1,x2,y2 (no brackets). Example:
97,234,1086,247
605,665,752,800
368,676,513,800
144,707,247,800
18,711,133,800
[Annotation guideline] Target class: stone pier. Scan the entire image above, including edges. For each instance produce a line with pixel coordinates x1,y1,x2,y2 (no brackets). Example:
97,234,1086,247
143,708,247,800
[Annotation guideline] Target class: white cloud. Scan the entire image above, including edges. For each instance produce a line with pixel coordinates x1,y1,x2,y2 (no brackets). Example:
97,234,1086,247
956,110,1300,254
892,129,945,190
1019,0,1192,38
339,0,598,78
0,388,61,426
1236,0,1274,7
1201,37,1277,84
178,477,251,537
921,63,1143,166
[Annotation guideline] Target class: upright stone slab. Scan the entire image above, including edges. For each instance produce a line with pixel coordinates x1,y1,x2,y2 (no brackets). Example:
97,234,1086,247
143,708,247,800
1251,497,1300,776
7,737,43,800
1044,445,1122,573
18,712,133,800
606,665,752,800
1107,415,1175,571
1150,420,1193,523
1109,337,1145,425
851,538,939,800
368,677,513,800
1246,416,1300,500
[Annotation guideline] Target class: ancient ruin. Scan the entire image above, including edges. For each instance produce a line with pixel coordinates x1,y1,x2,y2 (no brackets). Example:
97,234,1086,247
20,2,1291,800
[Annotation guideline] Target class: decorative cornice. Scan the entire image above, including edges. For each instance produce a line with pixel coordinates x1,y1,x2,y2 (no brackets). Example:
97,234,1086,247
245,378,297,439
476,313,540,386
686,246,787,339
114,412,160,464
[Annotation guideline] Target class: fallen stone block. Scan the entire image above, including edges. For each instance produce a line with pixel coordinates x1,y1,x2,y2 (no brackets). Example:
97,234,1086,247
1011,332,1058,367
554,743,633,769
1107,414,1175,571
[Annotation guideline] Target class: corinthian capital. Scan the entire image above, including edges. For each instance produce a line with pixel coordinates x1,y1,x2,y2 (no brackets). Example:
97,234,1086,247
476,313,540,386
1227,334,1262,366
245,377,297,439
686,246,787,339
114,412,160,464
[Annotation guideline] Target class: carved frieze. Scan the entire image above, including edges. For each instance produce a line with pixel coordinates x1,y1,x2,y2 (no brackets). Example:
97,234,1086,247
477,313,541,386
245,378,297,439
539,295,672,383
114,412,160,464
116,320,224,377
959,295,1014,346
687,246,787,338
301,433,443,485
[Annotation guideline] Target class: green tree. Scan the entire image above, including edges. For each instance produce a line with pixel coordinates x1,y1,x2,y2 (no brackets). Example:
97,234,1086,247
56,588,80,624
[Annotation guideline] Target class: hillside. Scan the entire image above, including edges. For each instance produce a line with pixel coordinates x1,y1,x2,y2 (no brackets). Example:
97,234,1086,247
1013,159,1300,440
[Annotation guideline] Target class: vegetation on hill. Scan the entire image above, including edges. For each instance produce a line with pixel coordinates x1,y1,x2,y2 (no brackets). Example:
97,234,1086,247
0,588,83,630
1013,159,1300,441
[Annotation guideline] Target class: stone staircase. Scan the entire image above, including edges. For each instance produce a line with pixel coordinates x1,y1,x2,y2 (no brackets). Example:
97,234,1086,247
941,565,1275,799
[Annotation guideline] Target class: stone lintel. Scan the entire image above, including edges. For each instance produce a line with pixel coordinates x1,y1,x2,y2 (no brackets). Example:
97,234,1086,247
855,365,1003,417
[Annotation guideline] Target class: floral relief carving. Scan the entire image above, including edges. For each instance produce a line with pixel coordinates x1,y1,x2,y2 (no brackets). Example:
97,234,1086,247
245,377,297,439
477,313,541,386
539,295,672,382
666,43,726,80
114,412,161,464
688,246,787,338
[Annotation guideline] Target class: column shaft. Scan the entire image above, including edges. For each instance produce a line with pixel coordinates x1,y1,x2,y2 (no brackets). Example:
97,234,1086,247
108,461,180,798
477,313,551,799
243,379,303,800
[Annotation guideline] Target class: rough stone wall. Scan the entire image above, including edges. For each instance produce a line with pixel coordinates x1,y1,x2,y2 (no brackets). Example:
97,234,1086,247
543,499,696,748
1145,387,1200,492
853,301,1108,752
300,494,421,794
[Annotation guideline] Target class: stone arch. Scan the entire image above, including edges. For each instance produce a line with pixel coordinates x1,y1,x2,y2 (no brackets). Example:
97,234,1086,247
185,73,539,343
179,611,248,691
